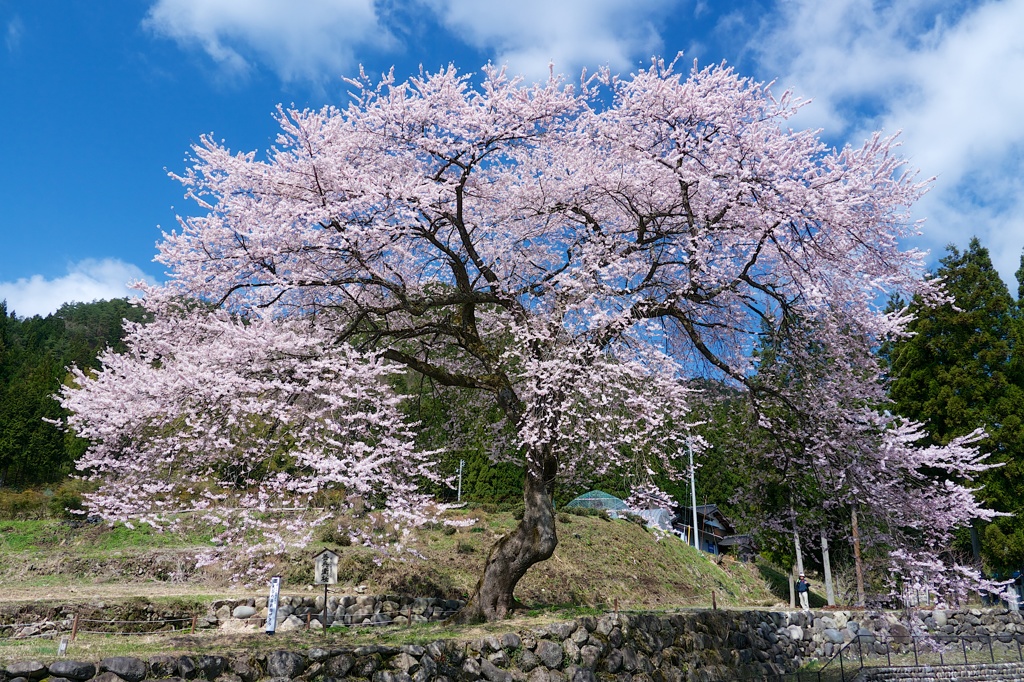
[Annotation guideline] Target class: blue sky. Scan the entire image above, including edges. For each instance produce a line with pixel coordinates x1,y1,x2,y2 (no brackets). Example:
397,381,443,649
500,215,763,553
2,0,1023,316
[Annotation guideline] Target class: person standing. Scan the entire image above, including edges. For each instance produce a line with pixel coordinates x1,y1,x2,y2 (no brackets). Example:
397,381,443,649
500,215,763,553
797,573,810,610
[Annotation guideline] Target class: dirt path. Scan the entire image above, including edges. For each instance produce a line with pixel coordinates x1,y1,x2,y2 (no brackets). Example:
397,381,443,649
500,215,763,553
0,582,256,605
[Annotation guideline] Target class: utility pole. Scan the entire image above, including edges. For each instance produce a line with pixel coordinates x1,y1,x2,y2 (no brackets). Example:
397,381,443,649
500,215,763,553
688,442,700,551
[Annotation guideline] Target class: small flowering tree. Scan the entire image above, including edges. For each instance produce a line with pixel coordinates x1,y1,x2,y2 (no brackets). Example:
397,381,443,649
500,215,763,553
62,57,995,620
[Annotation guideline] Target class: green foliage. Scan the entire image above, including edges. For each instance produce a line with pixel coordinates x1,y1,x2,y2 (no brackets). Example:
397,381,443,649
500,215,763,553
0,488,48,519
0,298,149,488
885,238,1024,573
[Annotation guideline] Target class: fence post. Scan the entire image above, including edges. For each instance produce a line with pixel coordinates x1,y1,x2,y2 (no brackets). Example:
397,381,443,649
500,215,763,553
989,635,994,663
886,639,891,667
962,637,968,665
190,615,197,634
70,615,79,642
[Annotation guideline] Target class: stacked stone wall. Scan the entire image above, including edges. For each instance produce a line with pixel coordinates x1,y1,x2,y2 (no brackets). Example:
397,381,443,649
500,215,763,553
4,606,1024,680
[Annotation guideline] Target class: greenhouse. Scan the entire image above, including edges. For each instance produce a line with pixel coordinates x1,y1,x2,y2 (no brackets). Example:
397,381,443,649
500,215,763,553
563,490,630,511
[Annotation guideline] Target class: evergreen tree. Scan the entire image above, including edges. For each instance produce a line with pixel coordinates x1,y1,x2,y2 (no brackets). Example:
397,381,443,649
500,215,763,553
887,238,1024,574
0,298,148,488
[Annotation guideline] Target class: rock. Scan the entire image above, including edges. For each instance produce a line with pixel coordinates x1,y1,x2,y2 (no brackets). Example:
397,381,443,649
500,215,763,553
100,658,147,682
823,628,845,644
934,610,948,627
547,622,578,641
92,673,125,682
266,651,306,679
535,640,564,669
487,651,508,668
392,653,419,674
579,646,601,671
176,656,197,680
197,656,228,679
275,615,305,632
149,656,179,679
5,662,46,681
602,649,623,674
307,649,332,663
566,666,596,682
479,659,512,682
230,655,258,679
500,633,522,650
323,654,355,678
47,661,95,681
232,605,257,619
372,673,411,682
518,650,541,672
890,623,911,645
562,639,580,665
462,657,482,679
214,675,241,682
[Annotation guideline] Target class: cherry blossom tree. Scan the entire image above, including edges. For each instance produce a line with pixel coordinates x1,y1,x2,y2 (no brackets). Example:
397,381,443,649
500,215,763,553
747,318,999,605
62,57,996,621
59,296,444,579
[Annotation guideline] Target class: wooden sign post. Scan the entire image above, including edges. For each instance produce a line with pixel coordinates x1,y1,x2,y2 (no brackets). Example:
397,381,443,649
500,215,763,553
313,548,339,632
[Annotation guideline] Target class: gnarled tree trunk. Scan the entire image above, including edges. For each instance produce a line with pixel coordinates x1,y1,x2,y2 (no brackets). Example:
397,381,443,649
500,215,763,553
453,447,558,622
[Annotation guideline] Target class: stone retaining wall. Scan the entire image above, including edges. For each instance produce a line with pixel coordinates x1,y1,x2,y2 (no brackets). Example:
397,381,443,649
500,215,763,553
1,611,804,682
212,595,466,632
5,606,1024,680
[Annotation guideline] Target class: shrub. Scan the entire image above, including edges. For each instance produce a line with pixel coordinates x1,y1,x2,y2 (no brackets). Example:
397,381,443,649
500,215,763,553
0,489,48,520
557,513,572,524
456,541,475,554
442,525,457,536
318,525,352,546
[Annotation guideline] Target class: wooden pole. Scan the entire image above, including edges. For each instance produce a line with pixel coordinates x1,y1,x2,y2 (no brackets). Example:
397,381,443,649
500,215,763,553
712,590,717,610
852,506,866,607
70,615,79,642
190,615,197,634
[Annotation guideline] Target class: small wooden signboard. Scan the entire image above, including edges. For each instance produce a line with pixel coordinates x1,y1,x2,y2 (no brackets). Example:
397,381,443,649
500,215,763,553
313,548,339,632
313,548,339,585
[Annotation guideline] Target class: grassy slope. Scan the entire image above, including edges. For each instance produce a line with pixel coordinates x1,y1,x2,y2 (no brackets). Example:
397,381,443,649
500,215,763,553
0,510,779,610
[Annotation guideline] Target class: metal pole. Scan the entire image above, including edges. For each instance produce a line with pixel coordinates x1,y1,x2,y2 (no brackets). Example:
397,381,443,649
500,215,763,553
457,459,464,502
689,442,699,551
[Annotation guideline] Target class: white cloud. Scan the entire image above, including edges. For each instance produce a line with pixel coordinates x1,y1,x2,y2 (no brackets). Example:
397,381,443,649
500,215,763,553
748,0,1024,284
143,0,390,83
0,259,155,318
5,15,23,53
419,0,683,82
